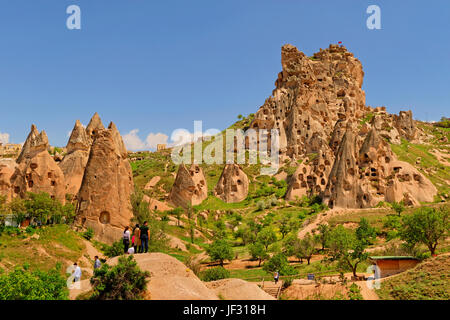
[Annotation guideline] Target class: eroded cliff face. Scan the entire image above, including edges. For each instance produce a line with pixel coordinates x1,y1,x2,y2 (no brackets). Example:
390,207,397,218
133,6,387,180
169,164,208,208
75,122,134,244
249,44,436,208
10,125,66,203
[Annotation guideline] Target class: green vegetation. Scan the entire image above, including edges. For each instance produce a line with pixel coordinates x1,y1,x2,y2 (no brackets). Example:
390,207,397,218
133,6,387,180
0,224,85,273
400,206,449,255
200,266,230,282
390,138,450,197
377,254,449,300
89,255,149,300
206,239,234,266
0,263,68,300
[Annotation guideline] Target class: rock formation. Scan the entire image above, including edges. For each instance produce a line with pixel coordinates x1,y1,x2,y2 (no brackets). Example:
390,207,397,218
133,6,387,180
59,120,91,197
250,44,437,208
214,164,249,203
0,162,15,202
10,125,66,203
85,112,105,142
76,121,134,244
168,164,207,208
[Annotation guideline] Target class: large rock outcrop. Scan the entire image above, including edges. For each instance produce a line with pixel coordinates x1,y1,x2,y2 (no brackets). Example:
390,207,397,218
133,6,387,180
10,125,66,203
214,164,249,203
0,161,15,202
76,122,134,244
59,120,91,197
254,44,437,208
107,253,219,300
169,164,207,208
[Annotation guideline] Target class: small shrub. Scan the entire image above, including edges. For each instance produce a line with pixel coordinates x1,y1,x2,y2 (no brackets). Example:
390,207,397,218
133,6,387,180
200,266,230,282
83,227,94,241
348,283,363,300
102,240,125,258
90,255,149,300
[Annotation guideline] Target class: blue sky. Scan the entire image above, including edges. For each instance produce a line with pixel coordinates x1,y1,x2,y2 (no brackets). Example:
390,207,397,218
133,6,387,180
0,0,449,149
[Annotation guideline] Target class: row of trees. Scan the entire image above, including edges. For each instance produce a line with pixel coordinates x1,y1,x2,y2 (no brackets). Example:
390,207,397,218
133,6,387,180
0,193,76,228
205,205,449,277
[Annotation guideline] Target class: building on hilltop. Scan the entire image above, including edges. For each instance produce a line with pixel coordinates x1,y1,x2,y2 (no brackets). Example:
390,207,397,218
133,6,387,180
0,143,22,158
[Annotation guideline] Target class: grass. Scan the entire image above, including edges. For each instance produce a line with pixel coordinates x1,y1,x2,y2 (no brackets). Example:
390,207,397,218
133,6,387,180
376,254,450,300
390,137,450,197
0,224,85,274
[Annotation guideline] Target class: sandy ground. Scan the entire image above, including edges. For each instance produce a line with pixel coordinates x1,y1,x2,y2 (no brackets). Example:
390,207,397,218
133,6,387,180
205,278,275,300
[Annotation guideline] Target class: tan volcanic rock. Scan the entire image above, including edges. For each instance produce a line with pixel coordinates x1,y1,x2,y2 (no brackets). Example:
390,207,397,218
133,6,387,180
10,126,66,203
85,112,105,142
59,120,90,196
205,279,275,300
384,160,437,205
76,122,134,244
214,164,249,203
394,110,417,141
142,195,171,212
169,164,207,208
257,44,437,208
107,253,219,300
0,164,14,201
144,176,161,190
16,124,39,163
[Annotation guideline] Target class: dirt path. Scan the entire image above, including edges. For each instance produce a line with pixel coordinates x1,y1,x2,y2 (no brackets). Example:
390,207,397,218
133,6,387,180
297,208,342,238
298,207,389,239
355,280,379,300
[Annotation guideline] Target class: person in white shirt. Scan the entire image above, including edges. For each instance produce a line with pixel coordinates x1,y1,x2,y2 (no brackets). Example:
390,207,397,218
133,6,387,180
123,226,131,254
73,262,82,282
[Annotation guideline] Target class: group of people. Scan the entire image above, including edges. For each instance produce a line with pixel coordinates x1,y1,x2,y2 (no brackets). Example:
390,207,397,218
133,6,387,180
122,221,150,255
70,222,150,284
71,255,102,284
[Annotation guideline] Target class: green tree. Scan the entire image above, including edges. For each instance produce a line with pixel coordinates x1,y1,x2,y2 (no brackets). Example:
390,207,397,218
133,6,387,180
327,225,368,277
206,239,234,266
297,233,317,265
130,190,151,224
169,207,184,227
200,266,230,282
90,255,149,300
9,197,27,226
257,227,277,251
282,233,299,257
355,218,377,246
0,264,68,300
390,201,405,217
400,207,449,255
263,253,296,276
278,215,294,239
315,223,331,251
248,242,269,266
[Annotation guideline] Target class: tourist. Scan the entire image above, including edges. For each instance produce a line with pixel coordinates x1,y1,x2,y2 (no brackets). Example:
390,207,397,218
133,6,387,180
73,262,82,282
94,256,101,270
274,271,279,284
123,226,131,254
133,224,141,253
139,221,149,253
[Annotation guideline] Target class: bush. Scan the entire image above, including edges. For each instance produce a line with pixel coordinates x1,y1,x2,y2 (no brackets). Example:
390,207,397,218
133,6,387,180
184,255,202,276
83,227,94,240
102,240,125,258
200,266,230,282
0,264,68,300
348,283,363,300
90,255,149,300
263,253,296,276
256,200,267,211
206,239,234,266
